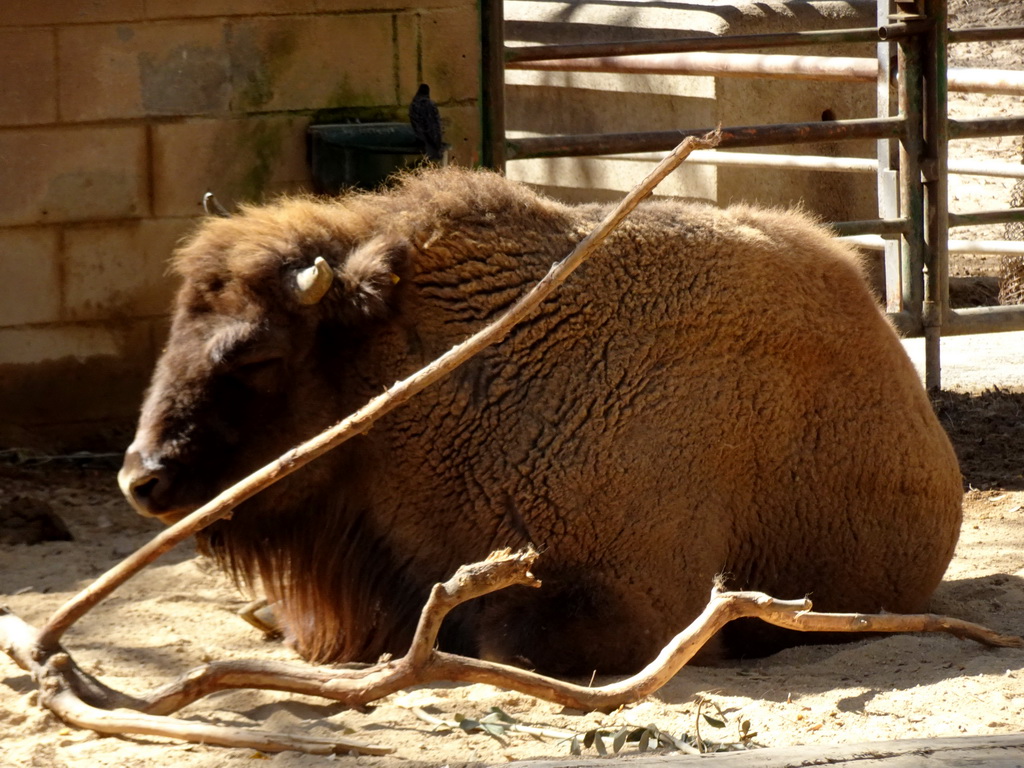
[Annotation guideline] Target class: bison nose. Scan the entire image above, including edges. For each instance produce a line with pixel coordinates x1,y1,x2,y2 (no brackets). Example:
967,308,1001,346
118,448,176,517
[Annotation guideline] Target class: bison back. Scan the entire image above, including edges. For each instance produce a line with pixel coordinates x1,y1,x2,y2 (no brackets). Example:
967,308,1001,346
357,190,962,674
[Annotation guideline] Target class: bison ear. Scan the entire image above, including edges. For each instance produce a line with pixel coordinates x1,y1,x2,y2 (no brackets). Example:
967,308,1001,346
335,235,409,321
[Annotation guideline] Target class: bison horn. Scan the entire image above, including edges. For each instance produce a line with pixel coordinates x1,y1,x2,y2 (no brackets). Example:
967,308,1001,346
202,192,231,218
293,256,334,305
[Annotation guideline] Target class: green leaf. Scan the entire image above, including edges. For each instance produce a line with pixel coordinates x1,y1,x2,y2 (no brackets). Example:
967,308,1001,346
703,714,727,729
638,729,651,753
594,733,608,756
583,729,597,749
488,707,516,724
570,736,581,756
612,727,630,754
458,717,480,733
480,722,507,738
740,718,758,743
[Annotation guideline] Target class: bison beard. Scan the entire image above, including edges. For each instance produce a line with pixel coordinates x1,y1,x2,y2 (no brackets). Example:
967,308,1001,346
119,167,964,675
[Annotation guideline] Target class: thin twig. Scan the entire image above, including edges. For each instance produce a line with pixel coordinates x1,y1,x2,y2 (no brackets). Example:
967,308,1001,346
36,130,723,651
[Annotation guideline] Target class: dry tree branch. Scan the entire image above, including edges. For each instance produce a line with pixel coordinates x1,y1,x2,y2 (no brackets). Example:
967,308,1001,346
0,607,391,756
35,129,723,652
34,549,1022,722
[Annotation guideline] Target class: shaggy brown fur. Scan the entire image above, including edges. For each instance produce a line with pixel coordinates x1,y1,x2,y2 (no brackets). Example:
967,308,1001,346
119,168,963,675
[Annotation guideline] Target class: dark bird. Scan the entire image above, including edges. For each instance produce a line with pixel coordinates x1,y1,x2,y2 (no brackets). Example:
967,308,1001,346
409,83,444,161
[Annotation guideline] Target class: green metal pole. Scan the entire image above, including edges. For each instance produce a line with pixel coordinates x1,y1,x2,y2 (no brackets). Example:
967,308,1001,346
923,0,949,391
897,7,925,337
480,0,506,171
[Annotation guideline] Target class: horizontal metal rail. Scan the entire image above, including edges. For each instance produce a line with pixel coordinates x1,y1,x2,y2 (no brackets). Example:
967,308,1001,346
504,23,930,64
888,305,1024,337
949,25,1024,44
949,208,1024,228
507,116,1024,162
831,208,1024,237
947,240,1024,255
950,116,1024,139
946,160,1024,179
670,150,876,173
946,306,1024,336
510,52,1024,96
510,51,878,80
841,235,1024,255
580,150,1024,179
507,117,906,160
831,218,909,236
505,23,1023,66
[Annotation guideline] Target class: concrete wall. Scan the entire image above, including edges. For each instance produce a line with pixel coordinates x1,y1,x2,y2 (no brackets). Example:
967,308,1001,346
505,0,879,221
0,1,482,448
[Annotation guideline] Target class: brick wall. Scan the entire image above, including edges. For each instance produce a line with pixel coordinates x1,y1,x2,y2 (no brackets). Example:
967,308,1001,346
0,1,482,448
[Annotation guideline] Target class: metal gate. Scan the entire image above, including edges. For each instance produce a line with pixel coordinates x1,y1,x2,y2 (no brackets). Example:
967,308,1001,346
480,0,1024,389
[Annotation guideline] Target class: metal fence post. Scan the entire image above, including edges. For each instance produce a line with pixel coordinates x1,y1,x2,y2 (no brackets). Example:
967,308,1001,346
922,0,949,390
481,0,506,171
897,4,926,342
878,0,902,315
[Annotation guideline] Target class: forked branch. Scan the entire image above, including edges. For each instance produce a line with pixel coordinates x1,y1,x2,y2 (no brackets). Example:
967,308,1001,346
136,551,1020,715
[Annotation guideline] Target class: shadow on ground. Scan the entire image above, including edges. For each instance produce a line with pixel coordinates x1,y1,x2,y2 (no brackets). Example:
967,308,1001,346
931,389,1024,491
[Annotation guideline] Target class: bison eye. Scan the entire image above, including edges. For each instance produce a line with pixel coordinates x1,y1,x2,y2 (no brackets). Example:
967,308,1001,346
230,356,285,393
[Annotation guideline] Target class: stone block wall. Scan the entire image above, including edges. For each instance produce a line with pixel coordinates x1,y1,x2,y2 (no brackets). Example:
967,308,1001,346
0,1,482,447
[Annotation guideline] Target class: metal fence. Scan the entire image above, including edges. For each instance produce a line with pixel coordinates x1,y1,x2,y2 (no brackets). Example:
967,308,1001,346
481,0,1024,389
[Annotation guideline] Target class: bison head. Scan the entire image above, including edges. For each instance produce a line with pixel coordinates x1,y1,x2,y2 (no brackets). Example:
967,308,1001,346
118,201,407,523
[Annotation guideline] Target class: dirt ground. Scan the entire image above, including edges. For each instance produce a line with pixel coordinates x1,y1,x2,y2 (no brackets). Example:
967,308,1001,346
2,4,1024,767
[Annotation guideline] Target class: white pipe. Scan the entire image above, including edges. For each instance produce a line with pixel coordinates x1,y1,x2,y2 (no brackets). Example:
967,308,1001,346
948,240,1024,255
841,235,1024,254
604,150,1024,178
682,150,874,172
512,52,1024,96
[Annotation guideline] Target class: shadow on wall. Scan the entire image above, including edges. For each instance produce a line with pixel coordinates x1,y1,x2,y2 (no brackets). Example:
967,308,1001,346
0,355,153,452
507,0,855,43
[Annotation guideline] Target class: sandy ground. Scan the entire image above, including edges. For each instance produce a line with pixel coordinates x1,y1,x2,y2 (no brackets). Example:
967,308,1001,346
3,4,1024,767
1,464,1022,768
902,332,1024,391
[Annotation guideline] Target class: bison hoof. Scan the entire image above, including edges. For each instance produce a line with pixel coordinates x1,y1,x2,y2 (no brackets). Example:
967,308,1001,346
238,597,282,639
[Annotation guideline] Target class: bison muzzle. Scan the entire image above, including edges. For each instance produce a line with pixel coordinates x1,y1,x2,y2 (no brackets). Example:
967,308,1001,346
119,168,963,675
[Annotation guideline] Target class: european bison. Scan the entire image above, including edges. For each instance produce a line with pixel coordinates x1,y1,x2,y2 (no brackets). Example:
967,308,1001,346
119,168,963,675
